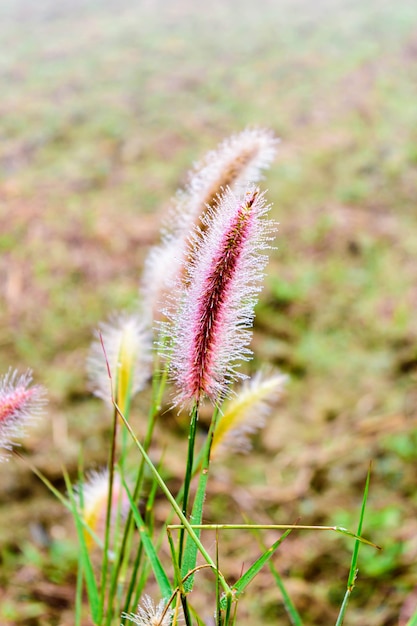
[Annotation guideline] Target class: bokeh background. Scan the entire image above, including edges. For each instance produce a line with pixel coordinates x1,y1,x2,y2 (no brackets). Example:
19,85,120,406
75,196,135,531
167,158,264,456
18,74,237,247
1,0,417,624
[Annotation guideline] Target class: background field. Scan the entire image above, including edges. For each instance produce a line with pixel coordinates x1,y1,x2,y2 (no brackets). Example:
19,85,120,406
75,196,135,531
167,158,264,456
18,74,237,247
1,0,417,624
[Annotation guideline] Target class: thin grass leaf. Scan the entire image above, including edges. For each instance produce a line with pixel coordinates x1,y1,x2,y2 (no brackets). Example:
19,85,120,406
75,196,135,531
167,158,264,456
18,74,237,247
249,523,302,626
17,450,102,624
167,523,379,548
268,559,303,626
335,585,355,626
29,453,103,556
188,602,210,626
107,382,163,621
335,463,372,626
166,527,183,590
349,464,372,586
100,408,119,620
13,451,70,509
123,477,172,600
216,533,221,626
75,559,83,626
122,540,145,619
122,456,163,617
130,544,147,613
64,471,101,624
220,528,293,609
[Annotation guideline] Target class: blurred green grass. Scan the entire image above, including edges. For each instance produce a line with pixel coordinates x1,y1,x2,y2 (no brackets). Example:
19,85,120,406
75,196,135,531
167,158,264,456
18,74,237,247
1,0,417,624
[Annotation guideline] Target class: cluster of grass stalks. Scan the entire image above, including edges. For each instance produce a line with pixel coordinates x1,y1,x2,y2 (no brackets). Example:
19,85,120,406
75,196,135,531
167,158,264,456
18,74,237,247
2,130,383,626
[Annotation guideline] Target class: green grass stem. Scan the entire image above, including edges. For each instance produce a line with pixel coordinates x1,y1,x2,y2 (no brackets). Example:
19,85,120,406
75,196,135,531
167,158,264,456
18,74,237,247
115,401,232,597
178,401,200,569
182,405,220,590
335,464,372,626
167,524,379,548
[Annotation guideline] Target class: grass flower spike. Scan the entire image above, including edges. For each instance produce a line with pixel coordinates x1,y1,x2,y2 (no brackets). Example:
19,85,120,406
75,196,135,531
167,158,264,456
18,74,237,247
122,595,174,626
75,468,128,550
164,186,276,405
212,370,287,456
177,126,279,225
142,128,278,316
87,313,152,415
0,368,46,459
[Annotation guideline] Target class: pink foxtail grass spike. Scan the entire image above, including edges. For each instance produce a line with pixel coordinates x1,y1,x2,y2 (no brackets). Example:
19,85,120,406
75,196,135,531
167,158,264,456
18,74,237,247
141,127,278,318
0,368,46,460
162,185,276,406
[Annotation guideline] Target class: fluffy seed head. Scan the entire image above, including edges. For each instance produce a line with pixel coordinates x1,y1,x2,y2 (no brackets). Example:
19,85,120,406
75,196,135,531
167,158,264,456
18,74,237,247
162,185,276,405
0,368,46,459
74,468,128,550
141,128,278,318
141,238,180,320
87,313,152,414
177,126,279,227
122,595,174,626
212,370,287,456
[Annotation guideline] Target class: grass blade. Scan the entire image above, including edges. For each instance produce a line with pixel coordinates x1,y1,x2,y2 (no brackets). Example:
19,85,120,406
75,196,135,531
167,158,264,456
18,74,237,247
220,528,293,609
64,471,101,624
123,477,172,600
335,463,372,626
248,520,302,625
268,559,303,626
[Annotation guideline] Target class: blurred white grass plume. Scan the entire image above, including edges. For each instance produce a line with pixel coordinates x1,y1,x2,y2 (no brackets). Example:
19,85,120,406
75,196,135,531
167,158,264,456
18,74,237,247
122,595,175,626
0,368,46,460
87,313,152,414
74,468,128,550
212,370,287,456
